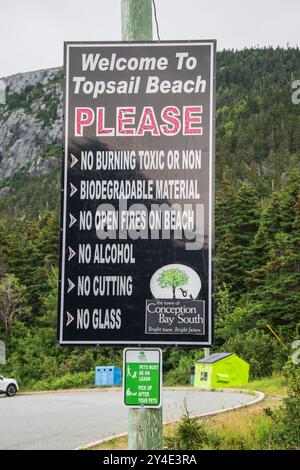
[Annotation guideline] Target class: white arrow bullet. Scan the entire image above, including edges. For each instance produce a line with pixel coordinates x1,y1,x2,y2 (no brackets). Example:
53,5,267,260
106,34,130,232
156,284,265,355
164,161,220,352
70,153,78,168
69,213,77,227
68,246,76,261
67,278,75,293
66,311,75,327
70,182,78,197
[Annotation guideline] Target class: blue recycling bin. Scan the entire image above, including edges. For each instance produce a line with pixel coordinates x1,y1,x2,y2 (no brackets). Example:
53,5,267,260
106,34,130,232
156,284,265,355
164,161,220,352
94,366,122,386
190,366,195,386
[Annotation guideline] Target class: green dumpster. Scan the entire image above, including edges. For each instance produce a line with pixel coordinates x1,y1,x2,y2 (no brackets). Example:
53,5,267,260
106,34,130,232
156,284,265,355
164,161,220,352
194,353,249,388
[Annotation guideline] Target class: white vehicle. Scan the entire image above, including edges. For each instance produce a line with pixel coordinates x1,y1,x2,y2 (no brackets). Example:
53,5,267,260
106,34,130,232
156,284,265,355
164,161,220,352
0,375,19,397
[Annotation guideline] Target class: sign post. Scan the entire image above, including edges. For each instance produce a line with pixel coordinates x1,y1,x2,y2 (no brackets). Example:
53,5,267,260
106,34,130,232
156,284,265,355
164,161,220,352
58,0,215,451
122,3,162,450
124,348,163,449
124,349,162,408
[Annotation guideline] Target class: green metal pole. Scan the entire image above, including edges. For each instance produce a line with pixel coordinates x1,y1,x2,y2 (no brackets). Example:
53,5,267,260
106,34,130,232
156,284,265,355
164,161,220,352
121,0,153,41
121,0,162,450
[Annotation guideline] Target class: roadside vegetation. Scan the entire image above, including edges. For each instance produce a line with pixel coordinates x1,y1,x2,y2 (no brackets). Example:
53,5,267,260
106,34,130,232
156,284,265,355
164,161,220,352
165,363,299,450
91,369,299,451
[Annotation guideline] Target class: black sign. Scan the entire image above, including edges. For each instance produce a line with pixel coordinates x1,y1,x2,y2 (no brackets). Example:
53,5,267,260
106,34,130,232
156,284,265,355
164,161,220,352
58,41,216,346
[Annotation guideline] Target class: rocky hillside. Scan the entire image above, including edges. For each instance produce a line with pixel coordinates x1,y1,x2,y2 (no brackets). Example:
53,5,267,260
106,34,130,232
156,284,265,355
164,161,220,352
0,68,63,184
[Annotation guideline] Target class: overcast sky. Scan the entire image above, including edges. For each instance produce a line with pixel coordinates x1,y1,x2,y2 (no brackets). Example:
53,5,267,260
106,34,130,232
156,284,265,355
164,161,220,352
1,0,299,77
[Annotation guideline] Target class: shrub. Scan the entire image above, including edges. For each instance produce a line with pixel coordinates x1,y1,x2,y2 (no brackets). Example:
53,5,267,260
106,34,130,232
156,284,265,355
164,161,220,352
164,350,204,386
164,399,210,450
29,371,95,391
221,328,286,378
259,362,300,449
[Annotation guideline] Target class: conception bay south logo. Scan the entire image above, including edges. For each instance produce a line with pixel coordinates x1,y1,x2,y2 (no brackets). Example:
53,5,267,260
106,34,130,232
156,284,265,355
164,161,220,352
150,264,201,300
145,264,205,337
138,351,147,362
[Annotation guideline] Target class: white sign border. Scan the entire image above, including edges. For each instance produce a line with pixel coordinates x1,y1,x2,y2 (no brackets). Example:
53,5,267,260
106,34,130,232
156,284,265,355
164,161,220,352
123,348,163,409
59,40,216,346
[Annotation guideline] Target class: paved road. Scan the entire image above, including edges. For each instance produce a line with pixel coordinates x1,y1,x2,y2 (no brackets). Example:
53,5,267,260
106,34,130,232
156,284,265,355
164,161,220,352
0,389,255,450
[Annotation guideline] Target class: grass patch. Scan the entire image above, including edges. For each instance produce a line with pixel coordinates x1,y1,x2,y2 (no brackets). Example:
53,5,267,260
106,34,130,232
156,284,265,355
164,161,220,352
90,399,279,451
89,375,285,450
88,435,128,451
195,398,280,450
245,374,287,396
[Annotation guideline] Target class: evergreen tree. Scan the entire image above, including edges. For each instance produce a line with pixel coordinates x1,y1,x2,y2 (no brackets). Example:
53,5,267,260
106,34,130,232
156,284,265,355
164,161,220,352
216,182,260,296
249,194,300,337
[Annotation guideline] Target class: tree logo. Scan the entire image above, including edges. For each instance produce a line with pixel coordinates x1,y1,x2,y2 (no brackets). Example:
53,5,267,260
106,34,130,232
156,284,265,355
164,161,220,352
138,351,147,362
150,263,201,300
157,267,189,299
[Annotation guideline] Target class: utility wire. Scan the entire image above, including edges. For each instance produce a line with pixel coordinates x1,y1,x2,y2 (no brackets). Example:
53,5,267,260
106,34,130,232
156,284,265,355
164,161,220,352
152,0,161,41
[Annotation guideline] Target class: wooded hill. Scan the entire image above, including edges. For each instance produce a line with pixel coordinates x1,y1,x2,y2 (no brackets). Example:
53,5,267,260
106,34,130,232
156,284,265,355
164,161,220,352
0,47,300,388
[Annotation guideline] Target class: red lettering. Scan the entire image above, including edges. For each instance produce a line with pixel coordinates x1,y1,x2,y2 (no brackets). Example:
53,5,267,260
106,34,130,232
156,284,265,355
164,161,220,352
161,106,181,135
96,107,114,136
137,106,160,136
75,107,94,136
117,107,135,135
184,106,203,135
